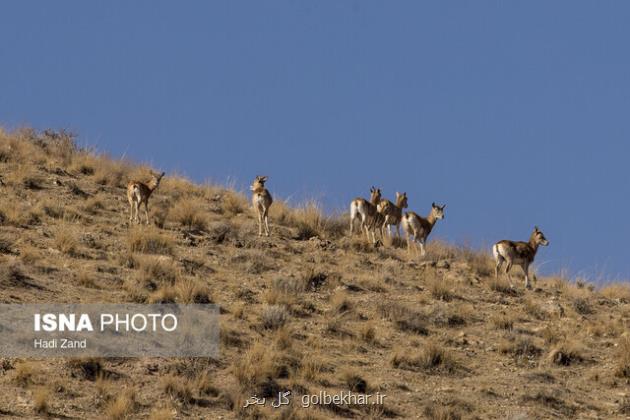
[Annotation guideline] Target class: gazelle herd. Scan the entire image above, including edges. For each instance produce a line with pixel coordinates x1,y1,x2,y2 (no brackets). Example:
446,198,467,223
126,174,549,289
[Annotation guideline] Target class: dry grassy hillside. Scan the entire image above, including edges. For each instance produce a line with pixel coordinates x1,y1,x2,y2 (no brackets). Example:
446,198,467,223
0,128,629,419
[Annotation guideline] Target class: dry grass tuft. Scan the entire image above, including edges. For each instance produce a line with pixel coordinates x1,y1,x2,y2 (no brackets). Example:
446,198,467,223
232,341,282,397
127,227,174,256
329,290,353,314
499,335,542,360
488,276,517,295
104,389,136,420
359,322,377,344
149,407,176,420
600,283,630,303
33,386,51,415
424,402,462,420
221,191,248,216
169,200,208,231
340,369,368,393
379,301,429,335
67,358,103,381
427,275,454,301
54,226,80,256
261,304,289,330
175,277,212,304
548,340,584,366
391,341,459,374
491,313,514,331
13,361,39,387
614,336,630,378
160,374,194,405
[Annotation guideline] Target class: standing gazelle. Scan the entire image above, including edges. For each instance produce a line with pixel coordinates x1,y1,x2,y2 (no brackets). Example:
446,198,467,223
127,171,165,225
401,202,446,256
378,192,408,237
250,175,273,236
349,187,383,244
493,227,549,289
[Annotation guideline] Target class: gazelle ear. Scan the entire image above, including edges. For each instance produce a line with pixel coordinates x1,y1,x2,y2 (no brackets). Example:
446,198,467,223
441,204,446,210
403,192,407,197
534,226,540,232
432,202,436,208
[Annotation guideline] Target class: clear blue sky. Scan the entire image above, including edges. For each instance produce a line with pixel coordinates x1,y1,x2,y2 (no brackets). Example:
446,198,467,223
1,2,628,282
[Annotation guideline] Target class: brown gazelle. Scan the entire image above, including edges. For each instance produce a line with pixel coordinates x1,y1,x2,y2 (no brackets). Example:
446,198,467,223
401,202,446,256
127,171,165,225
250,175,273,236
378,192,408,237
493,227,549,289
350,187,383,243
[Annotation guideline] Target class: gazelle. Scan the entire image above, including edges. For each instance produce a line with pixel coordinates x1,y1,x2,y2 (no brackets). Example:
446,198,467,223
401,202,446,256
127,171,165,225
492,227,549,289
349,187,383,243
377,192,408,237
250,175,273,236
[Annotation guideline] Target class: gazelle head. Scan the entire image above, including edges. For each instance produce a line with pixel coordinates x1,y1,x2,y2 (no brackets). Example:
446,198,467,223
369,186,382,204
531,226,549,247
250,175,268,192
431,202,446,220
148,171,165,189
396,192,408,209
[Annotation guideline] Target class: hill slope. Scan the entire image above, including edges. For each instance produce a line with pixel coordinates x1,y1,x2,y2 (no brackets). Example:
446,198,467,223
0,128,629,419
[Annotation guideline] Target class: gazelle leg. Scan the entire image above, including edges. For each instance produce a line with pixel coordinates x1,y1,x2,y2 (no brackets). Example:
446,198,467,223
396,225,401,238
129,202,134,223
134,202,140,224
144,202,150,225
264,210,270,236
350,216,354,235
505,261,513,287
495,258,503,278
523,263,532,289
419,240,426,257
